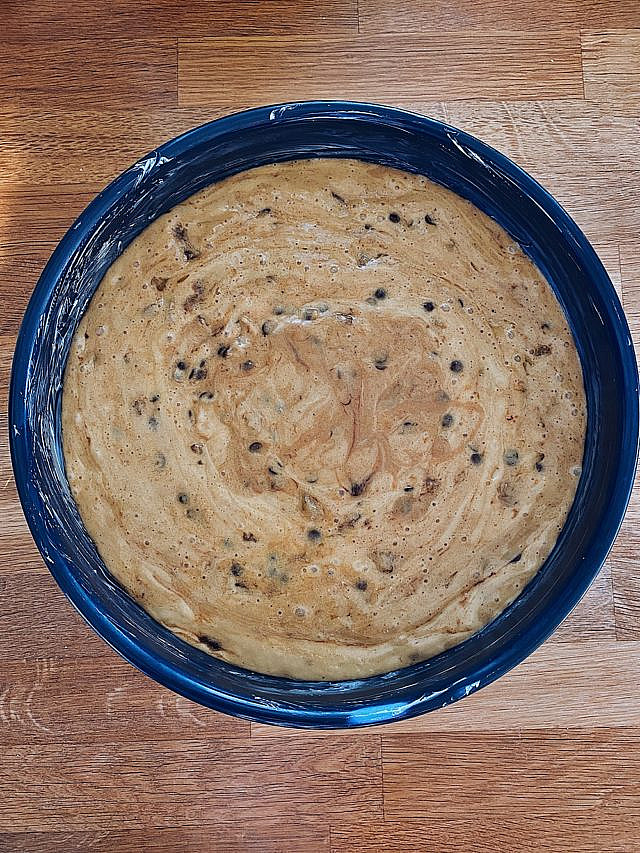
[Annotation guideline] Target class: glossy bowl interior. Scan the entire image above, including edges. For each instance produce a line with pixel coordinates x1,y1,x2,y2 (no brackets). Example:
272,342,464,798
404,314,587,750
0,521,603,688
9,102,639,728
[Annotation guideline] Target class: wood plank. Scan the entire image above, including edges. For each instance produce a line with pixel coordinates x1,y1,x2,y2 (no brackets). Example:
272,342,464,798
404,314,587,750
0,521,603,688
4,0,357,39
583,30,640,107
0,336,14,415
0,253,50,336
0,736,383,831
251,641,640,737
361,0,640,33
0,185,101,255
0,39,177,110
0,105,229,187
0,824,330,853
4,101,639,187
382,728,640,821
409,101,640,177
552,558,615,640
620,240,640,340
332,814,640,853
531,171,640,249
610,243,640,639
178,33,584,107
0,569,109,658
0,656,249,745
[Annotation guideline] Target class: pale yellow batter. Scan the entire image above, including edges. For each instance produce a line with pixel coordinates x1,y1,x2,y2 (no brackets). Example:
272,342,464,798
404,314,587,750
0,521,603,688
62,159,586,679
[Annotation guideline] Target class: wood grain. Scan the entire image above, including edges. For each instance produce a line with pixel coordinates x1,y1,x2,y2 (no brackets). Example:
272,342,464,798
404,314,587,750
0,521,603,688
4,0,357,39
0,825,331,853
583,30,640,107
332,815,640,853
531,171,640,249
178,33,584,107
0,254,51,336
610,244,640,640
0,185,102,256
361,0,640,33
0,657,249,744
383,729,640,820
1,7,640,850
251,640,640,737
4,101,639,186
0,735,383,832
0,39,177,109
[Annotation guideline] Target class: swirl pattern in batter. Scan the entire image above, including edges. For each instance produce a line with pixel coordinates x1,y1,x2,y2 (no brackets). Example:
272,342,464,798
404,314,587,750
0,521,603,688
62,159,586,679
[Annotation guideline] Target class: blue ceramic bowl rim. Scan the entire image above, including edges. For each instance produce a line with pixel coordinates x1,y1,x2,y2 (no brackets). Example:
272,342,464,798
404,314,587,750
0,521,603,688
9,100,639,728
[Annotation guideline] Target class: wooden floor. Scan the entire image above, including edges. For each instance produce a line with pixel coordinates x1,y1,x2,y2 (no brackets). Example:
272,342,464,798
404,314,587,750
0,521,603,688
2,3,640,850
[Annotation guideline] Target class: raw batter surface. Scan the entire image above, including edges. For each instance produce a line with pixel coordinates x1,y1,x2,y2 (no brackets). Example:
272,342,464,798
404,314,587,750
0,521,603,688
62,159,586,679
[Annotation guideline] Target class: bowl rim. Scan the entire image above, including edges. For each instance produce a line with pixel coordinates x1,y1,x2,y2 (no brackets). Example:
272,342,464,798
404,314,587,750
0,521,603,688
9,100,640,728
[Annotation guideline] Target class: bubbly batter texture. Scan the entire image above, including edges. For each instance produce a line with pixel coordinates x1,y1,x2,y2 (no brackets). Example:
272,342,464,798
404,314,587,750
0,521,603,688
62,159,586,680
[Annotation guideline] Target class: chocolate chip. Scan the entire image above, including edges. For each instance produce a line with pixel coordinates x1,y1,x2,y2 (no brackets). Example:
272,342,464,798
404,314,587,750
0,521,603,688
356,579,368,591
450,359,464,373
404,486,414,492
389,212,401,223
198,635,222,651
231,562,243,577
189,367,208,380
257,207,272,216
422,476,440,494
307,528,322,541
148,416,159,430
249,441,262,453
174,223,200,261
150,394,160,403
470,452,483,465
242,532,257,542
509,553,522,564
364,223,373,230
183,280,204,311
217,344,230,358
372,550,396,573
191,443,203,454
497,481,517,506
331,191,346,204
424,213,436,225
241,360,254,371
154,452,166,469
261,320,275,336
273,306,285,315
441,412,454,428
374,354,388,371
374,288,387,300
198,390,214,400
151,276,167,292
532,344,552,356
504,449,519,466
535,461,544,472
423,301,435,312
178,493,189,504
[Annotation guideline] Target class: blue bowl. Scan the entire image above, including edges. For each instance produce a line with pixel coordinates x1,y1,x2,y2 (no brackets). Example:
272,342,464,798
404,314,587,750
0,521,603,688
9,102,639,728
